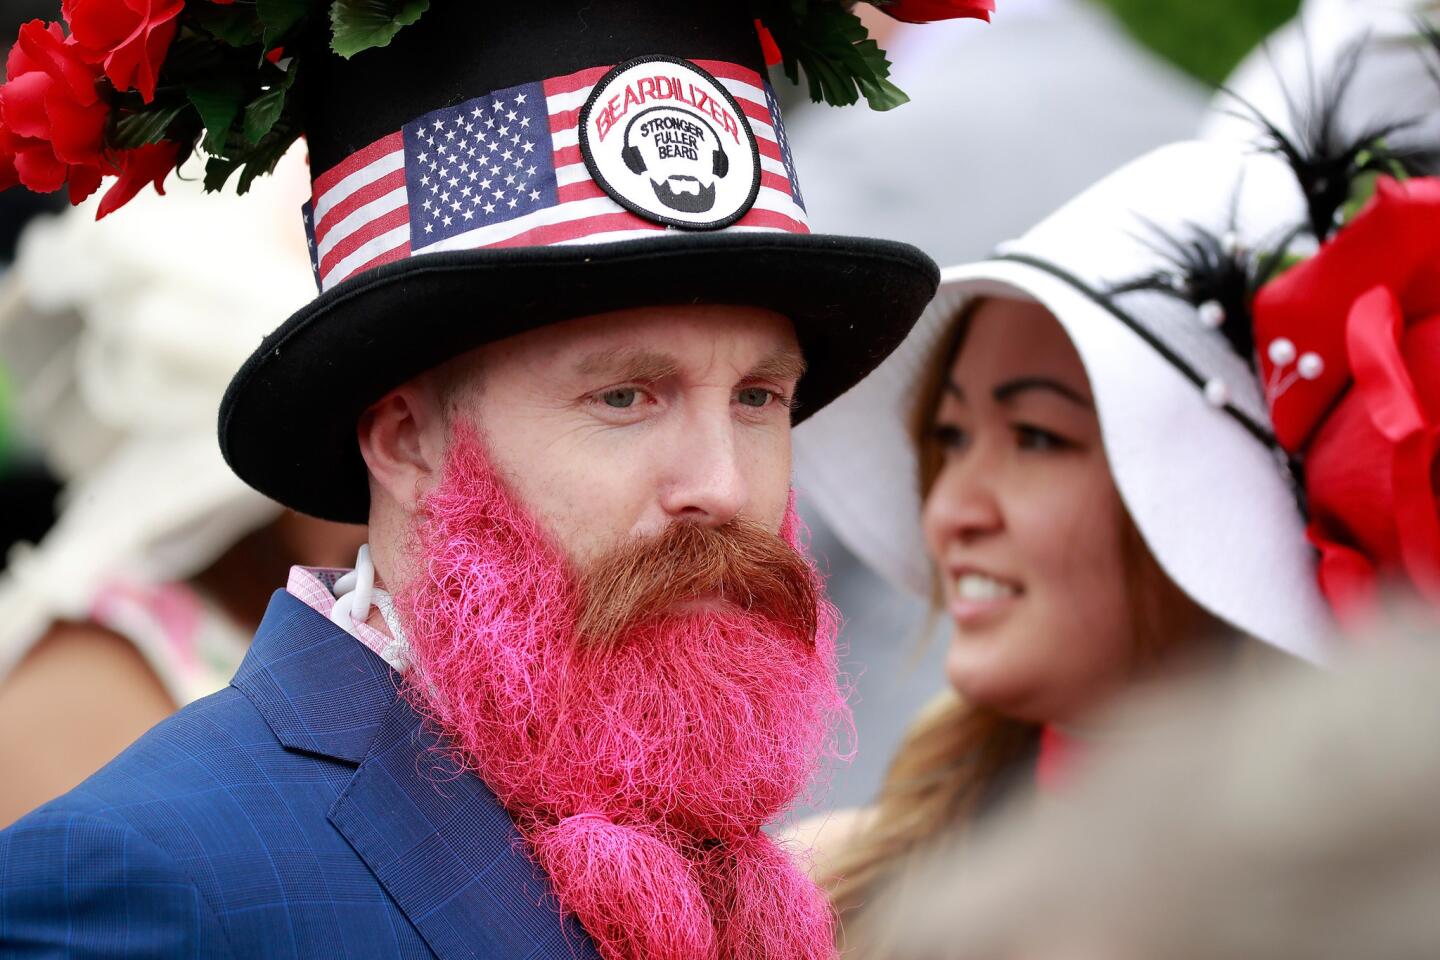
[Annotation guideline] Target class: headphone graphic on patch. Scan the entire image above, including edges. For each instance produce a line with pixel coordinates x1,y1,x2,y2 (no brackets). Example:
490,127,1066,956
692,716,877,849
621,106,729,178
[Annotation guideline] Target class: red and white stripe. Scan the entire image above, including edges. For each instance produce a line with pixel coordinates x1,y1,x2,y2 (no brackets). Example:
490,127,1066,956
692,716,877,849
307,60,808,293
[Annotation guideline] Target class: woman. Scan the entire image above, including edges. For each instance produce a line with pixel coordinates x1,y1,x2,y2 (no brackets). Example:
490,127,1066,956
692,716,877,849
790,128,1424,950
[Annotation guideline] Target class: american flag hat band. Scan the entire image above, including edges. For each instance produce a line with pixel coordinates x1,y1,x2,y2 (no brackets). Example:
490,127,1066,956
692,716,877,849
302,57,809,294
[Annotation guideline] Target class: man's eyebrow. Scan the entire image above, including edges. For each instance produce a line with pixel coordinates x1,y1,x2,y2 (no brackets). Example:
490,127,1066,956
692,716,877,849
746,351,807,383
992,376,1092,408
574,348,680,381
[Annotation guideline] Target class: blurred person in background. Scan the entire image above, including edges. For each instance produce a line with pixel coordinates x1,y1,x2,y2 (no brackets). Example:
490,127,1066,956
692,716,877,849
0,147,366,826
793,33,1440,941
889,624,1440,960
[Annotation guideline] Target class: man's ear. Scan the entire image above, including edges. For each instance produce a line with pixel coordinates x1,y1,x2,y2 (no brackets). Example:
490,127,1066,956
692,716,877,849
357,382,448,513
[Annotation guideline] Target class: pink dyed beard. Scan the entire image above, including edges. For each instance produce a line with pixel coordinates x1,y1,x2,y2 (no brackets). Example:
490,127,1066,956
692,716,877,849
395,427,848,960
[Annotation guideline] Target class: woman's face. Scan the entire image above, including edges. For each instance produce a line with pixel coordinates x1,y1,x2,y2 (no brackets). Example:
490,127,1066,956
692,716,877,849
921,297,1138,724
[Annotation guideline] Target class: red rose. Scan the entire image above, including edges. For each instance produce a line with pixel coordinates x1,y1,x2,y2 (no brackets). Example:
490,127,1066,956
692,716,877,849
877,0,996,24
62,0,183,103
1253,177,1440,619
95,138,179,218
0,20,109,202
0,117,21,191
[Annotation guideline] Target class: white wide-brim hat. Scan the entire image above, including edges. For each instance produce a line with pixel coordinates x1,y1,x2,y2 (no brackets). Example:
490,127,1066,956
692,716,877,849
795,141,1338,664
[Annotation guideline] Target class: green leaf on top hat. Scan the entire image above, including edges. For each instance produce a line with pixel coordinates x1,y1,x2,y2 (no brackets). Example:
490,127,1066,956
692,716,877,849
112,100,190,150
330,0,432,59
244,63,300,144
203,153,243,193
239,133,301,193
189,4,265,48
762,0,910,110
186,76,247,155
257,0,313,47
205,110,302,195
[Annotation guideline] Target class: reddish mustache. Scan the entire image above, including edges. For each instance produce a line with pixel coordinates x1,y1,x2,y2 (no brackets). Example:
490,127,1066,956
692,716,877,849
575,517,820,649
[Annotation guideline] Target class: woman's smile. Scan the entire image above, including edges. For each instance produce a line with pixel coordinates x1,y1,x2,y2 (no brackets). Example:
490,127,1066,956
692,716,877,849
945,566,1024,628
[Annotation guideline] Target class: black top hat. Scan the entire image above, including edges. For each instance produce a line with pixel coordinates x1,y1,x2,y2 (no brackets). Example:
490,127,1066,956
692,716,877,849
218,0,939,523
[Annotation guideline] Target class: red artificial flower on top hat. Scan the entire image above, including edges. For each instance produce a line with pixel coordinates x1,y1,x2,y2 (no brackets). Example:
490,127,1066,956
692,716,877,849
879,0,996,23
0,19,108,202
1252,176,1440,621
62,0,183,104
0,117,22,191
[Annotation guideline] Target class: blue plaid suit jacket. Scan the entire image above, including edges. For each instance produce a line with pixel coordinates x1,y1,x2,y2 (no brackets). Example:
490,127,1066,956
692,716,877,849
0,590,601,960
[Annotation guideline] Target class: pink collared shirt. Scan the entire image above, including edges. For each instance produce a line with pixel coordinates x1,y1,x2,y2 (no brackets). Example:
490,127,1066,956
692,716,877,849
286,565,398,665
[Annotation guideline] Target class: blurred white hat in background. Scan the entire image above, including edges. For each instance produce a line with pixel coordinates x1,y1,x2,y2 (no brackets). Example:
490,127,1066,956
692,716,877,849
0,147,317,676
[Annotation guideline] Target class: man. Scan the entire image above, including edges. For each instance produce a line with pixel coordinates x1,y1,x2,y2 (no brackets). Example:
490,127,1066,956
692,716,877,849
0,2,938,958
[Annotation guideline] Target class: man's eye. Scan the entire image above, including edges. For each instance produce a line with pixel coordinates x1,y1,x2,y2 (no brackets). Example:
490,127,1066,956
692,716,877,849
737,387,773,408
601,388,639,408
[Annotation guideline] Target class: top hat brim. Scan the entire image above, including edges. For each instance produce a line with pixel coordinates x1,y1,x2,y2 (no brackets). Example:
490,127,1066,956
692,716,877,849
219,231,939,523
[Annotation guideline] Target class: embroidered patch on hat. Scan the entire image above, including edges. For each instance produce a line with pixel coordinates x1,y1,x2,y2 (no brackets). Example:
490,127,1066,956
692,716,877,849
580,56,761,230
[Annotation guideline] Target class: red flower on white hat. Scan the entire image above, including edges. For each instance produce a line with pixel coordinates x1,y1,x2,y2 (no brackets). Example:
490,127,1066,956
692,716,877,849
1253,176,1440,619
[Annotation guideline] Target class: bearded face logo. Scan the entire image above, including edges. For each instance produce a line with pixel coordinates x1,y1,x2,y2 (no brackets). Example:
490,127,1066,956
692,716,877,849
621,108,728,214
580,56,761,230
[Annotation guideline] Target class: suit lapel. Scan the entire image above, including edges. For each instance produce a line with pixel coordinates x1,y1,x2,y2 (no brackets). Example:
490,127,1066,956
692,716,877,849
327,674,599,960
232,590,397,763
235,590,597,960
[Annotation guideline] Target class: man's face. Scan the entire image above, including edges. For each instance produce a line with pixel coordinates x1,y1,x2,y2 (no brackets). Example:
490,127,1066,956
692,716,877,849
447,304,803,566
388,306,838,955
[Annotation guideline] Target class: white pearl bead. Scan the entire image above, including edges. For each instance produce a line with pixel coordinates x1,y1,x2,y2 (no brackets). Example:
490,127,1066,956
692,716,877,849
1197,301,1226,329
1204,378,1230,407
1267,337,1297,366
1298,352,1325,380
